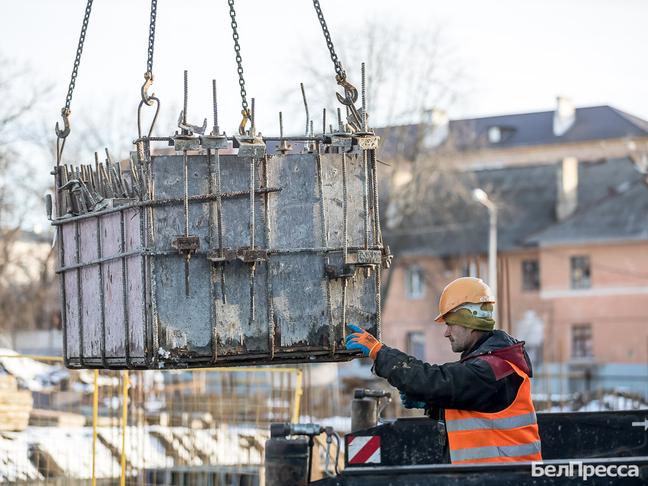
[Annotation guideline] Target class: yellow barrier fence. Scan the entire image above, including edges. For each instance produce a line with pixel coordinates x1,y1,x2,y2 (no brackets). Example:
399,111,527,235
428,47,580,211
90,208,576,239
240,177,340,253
0,353,303,485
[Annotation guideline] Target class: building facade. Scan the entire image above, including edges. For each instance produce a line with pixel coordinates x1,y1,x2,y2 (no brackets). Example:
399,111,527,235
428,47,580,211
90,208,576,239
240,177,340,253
380,99,648,399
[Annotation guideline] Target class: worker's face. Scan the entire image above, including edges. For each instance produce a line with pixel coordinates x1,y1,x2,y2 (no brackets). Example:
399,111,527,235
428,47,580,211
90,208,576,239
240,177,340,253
443,323,474,353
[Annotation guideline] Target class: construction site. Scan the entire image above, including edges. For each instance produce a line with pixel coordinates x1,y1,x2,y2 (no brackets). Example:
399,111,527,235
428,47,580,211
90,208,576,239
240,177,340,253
2,0,648,484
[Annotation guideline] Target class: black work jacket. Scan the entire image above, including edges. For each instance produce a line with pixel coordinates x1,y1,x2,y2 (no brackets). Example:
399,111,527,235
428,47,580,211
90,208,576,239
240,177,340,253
373,330,533,414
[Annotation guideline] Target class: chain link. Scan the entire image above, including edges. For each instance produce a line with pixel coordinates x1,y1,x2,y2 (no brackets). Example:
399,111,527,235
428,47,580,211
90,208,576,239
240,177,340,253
228,0,250,117
146,0,157,75
312,0,345,80
63,0,94,111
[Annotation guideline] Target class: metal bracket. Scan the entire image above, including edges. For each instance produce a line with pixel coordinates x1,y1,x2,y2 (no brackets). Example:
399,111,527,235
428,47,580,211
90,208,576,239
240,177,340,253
233,136,266,158
325,262,356,280
356,249,383,266
177,111,207,136
173,135,200,152
207,247,268,264
173,234,200,297
325,250,382,279
277,139,293,154
200,134,229,150
382,245,393,269
328,133,353,149
172,236,200,254
354,133,380,150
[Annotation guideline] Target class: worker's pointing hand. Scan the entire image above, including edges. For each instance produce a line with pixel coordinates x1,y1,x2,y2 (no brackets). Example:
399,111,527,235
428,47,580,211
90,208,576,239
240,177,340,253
345,324,383,359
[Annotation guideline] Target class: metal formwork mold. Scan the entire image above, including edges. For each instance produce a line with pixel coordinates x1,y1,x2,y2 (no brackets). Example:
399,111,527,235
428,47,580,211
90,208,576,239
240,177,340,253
55,149,385,369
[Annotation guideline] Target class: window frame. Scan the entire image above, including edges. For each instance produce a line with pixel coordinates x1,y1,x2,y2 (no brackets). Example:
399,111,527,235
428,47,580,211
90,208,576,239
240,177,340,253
570,255,591,289
571,323,593,359
521,259,540,292
405,265,425,299
406,331,426,361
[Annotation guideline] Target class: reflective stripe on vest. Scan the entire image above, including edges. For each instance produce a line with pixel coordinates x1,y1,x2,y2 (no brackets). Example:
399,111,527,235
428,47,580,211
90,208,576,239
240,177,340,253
450,440,542,463
445,360,542,464
446,411,537,432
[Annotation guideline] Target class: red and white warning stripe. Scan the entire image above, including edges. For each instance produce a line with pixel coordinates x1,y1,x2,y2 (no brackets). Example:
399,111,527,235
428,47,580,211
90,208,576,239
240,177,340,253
347,435,381,464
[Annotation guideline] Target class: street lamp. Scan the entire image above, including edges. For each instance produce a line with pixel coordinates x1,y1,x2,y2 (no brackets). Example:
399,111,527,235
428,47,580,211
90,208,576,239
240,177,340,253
472,188,498,323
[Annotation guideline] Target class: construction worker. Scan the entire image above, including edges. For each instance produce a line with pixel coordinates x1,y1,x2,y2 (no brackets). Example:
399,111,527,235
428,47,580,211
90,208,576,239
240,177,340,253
345,276,542,464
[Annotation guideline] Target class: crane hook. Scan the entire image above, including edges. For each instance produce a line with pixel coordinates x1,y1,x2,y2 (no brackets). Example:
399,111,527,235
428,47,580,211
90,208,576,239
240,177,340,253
238,108,251,136
55,108,71,139
141,71,155,106
334,75,363,130
335,75,358,106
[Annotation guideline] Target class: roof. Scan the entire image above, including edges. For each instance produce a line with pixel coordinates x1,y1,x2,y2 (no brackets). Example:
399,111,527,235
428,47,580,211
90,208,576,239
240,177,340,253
384,158,648,257
377,105,648,159
527,178,648,246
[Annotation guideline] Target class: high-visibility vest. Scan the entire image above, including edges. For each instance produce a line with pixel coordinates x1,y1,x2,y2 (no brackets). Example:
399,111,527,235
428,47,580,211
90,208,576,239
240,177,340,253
445,360,542,464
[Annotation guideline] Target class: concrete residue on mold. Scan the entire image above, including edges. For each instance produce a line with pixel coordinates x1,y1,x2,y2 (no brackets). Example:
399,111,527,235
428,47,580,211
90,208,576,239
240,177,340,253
214,301,243,341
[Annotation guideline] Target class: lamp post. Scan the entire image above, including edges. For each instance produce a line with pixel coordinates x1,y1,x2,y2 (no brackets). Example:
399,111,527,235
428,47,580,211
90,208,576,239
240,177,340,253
472,188,498,323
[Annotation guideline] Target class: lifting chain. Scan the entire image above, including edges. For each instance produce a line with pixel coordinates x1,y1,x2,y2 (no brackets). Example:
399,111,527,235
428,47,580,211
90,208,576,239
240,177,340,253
228,0,252,135
55,0,94,163
311,0,361,130
138,0,160,138
146,0,157,76
140,0,158,105
312,0,345,81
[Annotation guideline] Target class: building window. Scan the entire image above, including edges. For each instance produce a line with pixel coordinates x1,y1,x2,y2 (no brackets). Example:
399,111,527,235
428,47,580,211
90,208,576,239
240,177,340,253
571,324,593,359
522,259,540,291
405,266,425,299
571,255,591,289
406,331,426,361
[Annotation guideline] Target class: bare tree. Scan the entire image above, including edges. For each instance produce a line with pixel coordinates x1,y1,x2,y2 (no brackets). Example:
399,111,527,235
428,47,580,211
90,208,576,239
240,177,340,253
300,20,463,129
300,19,475,209
299,20,489,310
301,19,478,223
0,54,59,343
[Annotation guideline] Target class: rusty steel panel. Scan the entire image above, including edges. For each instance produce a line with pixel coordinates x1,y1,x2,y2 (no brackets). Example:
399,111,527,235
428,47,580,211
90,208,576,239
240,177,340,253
124,207,146,359
57,149,383,369
62,223,79,361
78,218,101,358
101,211,125,360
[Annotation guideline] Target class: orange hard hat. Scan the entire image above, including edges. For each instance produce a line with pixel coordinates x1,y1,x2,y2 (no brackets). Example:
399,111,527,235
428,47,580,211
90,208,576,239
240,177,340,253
434,277,495,322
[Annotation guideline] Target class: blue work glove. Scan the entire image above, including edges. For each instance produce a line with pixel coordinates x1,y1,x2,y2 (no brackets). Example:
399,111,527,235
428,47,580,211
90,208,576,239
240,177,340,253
400,392,427,409
345,324,383,359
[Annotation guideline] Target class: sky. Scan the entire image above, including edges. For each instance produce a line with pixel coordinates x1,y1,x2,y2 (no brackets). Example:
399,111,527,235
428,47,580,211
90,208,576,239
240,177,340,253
3,0,648,131
2,0,648,228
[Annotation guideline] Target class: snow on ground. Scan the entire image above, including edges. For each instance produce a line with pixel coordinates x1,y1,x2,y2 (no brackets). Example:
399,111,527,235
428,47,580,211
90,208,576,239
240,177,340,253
0,348,64,391
98,426,172,470
0,433,42,482
576,394,648,412
26,426,120,479
0,349,122,393
0,424,267,480
540,393,648,413
209,425,266,465
299,415,351,434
